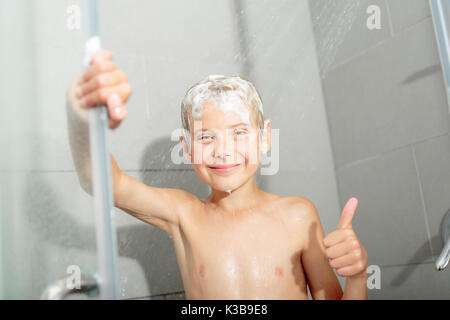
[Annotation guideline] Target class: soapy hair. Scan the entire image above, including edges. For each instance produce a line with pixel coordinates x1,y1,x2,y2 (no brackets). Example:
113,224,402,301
180,74,265,143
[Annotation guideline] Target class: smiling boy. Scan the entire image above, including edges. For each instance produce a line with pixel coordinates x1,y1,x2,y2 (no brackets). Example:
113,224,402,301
67,50,368,300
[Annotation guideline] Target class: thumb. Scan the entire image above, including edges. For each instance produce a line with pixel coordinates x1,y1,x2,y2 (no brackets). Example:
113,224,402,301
337,197,358,229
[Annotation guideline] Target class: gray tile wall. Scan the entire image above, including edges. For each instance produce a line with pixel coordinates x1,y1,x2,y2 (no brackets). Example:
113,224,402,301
310,0,450,299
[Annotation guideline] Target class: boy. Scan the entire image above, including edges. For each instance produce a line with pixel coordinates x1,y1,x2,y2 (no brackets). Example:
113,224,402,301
67,50,368,299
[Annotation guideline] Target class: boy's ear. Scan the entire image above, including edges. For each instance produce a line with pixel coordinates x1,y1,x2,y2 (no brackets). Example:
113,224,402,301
180,136,192,163
261,120,271,154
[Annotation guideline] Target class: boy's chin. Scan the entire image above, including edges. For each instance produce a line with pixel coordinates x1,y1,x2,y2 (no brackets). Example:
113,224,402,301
207,181,240,194
209,184,237,193
208,176,252,193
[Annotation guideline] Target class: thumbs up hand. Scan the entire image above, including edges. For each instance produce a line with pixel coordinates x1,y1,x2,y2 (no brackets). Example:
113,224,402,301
323,198,368,278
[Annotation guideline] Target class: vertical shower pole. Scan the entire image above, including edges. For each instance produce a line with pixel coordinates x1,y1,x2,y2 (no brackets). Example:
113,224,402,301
430,0,450,271
430,0,450,116
81,0,120,299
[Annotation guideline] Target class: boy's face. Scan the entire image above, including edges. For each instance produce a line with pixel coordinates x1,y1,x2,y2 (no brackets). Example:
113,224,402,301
181,99,270,193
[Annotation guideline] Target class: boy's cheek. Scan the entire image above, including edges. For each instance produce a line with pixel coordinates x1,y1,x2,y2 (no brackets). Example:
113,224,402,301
248,138,262,165
190,145,205,165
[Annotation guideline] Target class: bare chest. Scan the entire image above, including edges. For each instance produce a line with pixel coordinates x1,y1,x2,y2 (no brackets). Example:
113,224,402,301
173,208,307,299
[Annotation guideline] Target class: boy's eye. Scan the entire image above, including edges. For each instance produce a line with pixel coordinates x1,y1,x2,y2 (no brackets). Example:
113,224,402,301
196,129,247,141
234,130,247,136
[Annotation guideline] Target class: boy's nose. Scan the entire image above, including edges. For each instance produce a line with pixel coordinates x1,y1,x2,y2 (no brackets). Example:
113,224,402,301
213,136,235,160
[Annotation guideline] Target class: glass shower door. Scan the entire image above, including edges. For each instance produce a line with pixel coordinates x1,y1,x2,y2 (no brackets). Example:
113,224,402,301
0,0,119,299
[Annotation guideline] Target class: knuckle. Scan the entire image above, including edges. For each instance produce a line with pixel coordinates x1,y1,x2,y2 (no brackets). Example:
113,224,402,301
97,61,108,72
351,239,359,248
82,97,91,107
353,249,361,259
125,83,133,94
356,262,365,271
98,88,109,102
95,75,105,87
121,71,128,82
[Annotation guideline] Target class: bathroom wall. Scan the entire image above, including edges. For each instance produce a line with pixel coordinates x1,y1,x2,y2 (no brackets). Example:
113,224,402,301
0,0,340,299
310,0,450,299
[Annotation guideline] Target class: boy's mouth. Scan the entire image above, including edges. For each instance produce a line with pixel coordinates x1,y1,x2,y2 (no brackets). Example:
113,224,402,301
207,163,241,173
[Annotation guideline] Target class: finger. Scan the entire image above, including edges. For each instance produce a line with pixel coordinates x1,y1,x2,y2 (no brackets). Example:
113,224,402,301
80,83,131,109
323,229,354,248
108,117,121,130
106,93,128,122
337,197,358,229
90,49,113,65
80,60,118,84
329,252,359,269
325,240,355,259
107,94,127,130
78,70,127,98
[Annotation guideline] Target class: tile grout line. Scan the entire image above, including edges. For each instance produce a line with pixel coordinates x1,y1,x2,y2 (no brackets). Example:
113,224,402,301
378,261,436,269
336,132,449,172
127,290,185,300
323,39,387,78
323,14,431,78
410,143,435,260
397,15,432,35
384,0,395,38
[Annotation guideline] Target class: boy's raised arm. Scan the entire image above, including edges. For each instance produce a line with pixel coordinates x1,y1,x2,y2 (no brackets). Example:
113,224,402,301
66,49,129,195
66,49,197,235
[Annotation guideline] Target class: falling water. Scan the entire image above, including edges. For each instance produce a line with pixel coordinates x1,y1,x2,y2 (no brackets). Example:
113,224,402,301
309,0,363,77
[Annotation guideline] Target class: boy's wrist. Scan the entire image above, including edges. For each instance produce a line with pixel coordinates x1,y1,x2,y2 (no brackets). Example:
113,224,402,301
342,267,368,300
347,268,368,281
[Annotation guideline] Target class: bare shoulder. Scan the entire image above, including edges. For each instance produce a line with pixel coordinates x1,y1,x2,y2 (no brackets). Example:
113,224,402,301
264,194,320,250
273,195,320,227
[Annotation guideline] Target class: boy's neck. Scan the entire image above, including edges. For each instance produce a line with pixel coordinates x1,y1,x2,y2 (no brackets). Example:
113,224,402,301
206,177,265,213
